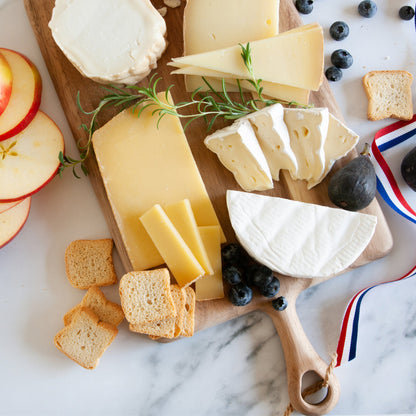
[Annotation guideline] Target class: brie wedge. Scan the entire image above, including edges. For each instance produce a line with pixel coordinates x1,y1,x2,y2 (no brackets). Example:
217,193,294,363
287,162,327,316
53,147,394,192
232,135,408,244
242,103,298,180
227,190,377,279
204,120,273,192
49,0,167,84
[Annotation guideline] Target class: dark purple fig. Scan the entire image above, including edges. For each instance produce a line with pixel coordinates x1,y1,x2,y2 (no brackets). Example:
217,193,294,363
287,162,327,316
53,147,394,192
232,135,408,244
401,146,416,191
328,143,377,211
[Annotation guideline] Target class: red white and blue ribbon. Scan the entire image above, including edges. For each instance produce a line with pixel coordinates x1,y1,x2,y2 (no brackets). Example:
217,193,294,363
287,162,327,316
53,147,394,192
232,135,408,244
336,115,416,367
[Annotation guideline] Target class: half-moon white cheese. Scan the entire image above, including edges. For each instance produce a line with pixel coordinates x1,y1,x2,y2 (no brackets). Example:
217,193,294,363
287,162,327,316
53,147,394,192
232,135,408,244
227,190,377,279
49,0,167,84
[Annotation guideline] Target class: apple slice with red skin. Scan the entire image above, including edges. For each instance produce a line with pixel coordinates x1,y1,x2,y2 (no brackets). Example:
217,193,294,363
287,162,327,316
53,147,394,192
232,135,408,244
0,111,64,202
0,48,42,142
0,197,31,249
0,51,13,117
0,200,22,214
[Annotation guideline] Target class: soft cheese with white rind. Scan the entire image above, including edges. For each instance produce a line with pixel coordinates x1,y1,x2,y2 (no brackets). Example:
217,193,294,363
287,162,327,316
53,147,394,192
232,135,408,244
204,119,273,192
283,107,328,182
242,103,298,180
49,0,167,84
307,114,359,189
227,191,377,279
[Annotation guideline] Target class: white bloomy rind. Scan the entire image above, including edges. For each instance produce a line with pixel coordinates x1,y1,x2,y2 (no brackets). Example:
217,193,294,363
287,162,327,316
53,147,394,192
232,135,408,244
49,0,167,84
226,190,377,279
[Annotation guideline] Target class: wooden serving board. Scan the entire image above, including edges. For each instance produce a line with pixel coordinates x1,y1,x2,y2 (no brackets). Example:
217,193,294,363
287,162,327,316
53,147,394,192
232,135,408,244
25,0,393,414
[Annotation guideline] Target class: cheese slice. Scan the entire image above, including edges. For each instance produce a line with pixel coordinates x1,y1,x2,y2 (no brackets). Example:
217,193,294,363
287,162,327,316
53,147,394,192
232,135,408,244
49,0,167,84
307,114,359,189
171,66,310,104
242,103,298,180
195,226,224,301
183,0,279,94
140,204,205,288
204,119,273,192
283,107,329,181
227,190,377,279
163,199,214,276
92,91,224,271
171,23,324,91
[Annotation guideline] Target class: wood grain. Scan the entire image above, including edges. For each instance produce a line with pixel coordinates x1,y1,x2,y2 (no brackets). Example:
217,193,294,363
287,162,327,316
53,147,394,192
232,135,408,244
24,0,393,414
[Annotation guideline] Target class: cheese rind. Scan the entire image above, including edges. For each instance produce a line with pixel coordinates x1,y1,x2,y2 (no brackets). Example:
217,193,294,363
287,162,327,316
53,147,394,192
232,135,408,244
92,92,224,271
140,204,205,288
204,120,273,192
227,190,377,279
242,103,298,180
163,199,214,276
195,226,224,301
49,0,167,84
171,23,324,91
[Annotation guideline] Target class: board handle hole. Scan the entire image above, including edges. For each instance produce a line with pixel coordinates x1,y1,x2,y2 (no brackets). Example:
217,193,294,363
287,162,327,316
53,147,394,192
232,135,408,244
301,370,329,405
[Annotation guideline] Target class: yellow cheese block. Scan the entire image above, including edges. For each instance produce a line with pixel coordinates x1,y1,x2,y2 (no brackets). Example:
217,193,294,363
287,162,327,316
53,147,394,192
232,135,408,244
163,199,214,276
140,204,205,288
92,91,224,271
195,226,224,301
183,0,280,94
172,66,310,104
171,23,324,91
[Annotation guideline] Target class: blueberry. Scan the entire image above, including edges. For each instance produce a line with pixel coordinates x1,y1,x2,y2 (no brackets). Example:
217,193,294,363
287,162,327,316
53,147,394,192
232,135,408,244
247,263,274,288
358,1,377,18
331,49,353,69
228,283,253,306
221,243,242,266
329,21,349,41
399,6,415,20
272,296,288,311
259,276,280,298
222,265,243,286
295,0,313,14
325,66,343,82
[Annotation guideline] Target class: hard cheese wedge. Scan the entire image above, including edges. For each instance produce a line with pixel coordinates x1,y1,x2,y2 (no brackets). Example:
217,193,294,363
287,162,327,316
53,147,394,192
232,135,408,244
140,204,205,288
227,190,377,279
92,91,224,271
163,199,214,276
204,119,273,192
171,23,324,91
183,0,280,93
195,226,224,301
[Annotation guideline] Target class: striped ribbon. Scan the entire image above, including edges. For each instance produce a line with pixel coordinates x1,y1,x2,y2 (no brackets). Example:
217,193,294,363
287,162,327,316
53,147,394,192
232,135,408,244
335,114,416,367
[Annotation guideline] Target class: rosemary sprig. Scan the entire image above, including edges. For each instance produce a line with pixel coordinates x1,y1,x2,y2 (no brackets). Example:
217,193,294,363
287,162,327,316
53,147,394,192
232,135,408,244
60,43,307,178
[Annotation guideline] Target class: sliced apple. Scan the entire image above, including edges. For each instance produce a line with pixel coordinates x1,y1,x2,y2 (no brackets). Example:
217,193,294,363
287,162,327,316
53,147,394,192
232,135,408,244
0,111,64,202
0,51,13,116
0,197,31,249
0,200,22,214
0,48,42,142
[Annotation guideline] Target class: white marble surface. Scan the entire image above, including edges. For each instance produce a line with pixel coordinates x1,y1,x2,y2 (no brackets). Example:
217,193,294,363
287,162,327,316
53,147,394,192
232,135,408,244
1,0,416,415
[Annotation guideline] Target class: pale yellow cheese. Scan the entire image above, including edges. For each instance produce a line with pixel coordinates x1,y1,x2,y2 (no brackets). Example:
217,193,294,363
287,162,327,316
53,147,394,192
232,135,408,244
183,0,280,94
92,91,224,271
171,23,324,91
171,66,310,104
163,199,214,275
195,226,224,301
140,204,205,288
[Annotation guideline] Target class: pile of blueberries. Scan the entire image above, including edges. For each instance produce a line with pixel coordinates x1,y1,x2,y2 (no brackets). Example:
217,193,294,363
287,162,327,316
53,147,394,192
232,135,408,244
294,0,415,82
221,243,288,311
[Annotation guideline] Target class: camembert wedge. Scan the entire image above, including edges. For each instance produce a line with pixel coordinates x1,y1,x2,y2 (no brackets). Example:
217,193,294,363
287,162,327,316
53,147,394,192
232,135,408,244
227,191,377,279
